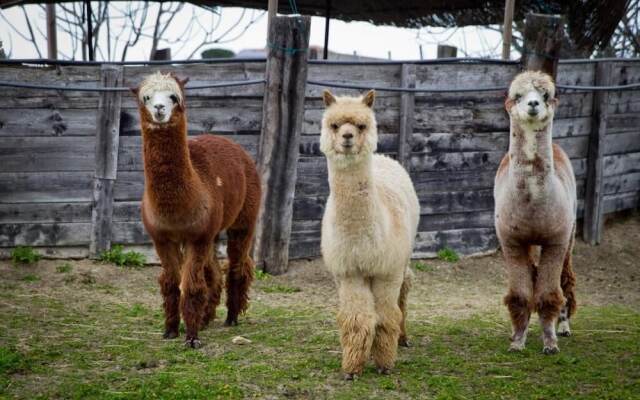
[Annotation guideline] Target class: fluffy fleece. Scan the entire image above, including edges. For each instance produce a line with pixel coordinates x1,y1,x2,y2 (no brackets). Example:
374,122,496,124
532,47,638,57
132,72,261,348
320,89,420,379
494,71,577,355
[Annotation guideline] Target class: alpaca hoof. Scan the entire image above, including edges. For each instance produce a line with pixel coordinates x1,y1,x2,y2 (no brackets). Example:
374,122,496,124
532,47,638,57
163,330,179,339
557,329,572,337
542,345,559,355
343,373,357,381
398,336,411,347
377,367,391,375
557,321,572,337
224,317,238,327
508,342,525,352
184,338,202,349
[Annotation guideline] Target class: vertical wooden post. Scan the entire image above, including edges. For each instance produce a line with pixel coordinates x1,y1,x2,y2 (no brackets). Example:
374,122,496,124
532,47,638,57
583,61,613,245
323,0,331,60
267,0,278,40
254,16,311,275
501,0,515,60
398,63,416,171
437,45,457,58
521,13,564,78
90,65,123,257
46,3,57,60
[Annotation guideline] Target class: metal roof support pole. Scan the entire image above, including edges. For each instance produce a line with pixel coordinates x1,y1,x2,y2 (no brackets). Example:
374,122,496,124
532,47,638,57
323,0,331,60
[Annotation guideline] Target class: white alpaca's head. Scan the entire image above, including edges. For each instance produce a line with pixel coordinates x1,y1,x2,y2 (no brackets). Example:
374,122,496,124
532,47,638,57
506,71,558,129
320,90,378,167
132,72,189,124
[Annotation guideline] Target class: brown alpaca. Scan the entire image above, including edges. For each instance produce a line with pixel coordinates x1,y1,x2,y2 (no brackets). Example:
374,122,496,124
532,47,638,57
131,72,261,348
494,71,577,354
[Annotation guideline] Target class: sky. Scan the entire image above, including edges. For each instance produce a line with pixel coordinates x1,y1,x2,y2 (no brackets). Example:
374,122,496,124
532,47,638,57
0,4,506,61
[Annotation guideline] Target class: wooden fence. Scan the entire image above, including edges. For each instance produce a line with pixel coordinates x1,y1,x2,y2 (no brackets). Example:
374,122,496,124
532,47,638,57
0,58,639,262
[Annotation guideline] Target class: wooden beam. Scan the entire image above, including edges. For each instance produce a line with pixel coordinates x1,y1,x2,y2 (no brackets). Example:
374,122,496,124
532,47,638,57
90,65,123,257
398,63,416,171
254,15,311,275
521,13,564,78
267,0,277,39
85,0,94,61
583,61,613,245
46,3,57,60
437,45,457,58
323,0,331,60
501,0,515,60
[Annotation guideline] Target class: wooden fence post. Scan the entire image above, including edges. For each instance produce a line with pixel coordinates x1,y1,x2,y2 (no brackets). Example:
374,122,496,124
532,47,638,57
254,15,311,275
436,45,457,58
89,65,122,257
583,61,613,245
398,63,416,170
521,13,563,78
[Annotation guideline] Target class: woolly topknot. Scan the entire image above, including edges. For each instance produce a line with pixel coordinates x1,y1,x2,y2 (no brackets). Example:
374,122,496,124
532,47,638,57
138,72,184,104
508,71,556,100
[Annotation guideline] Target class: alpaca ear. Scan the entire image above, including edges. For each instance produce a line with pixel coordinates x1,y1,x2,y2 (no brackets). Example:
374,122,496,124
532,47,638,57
362,89,375,108
178,77,190,87
504,97,515,112
549,97,559,107
323,90,336,107
130,87,140,99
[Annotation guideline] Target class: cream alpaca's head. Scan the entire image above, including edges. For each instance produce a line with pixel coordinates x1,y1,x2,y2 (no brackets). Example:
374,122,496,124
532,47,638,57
131,72,189,124
320,90,378,167
505,71,558,129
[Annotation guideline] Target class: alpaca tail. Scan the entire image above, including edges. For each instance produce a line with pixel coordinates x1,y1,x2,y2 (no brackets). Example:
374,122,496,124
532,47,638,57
398,266,413,347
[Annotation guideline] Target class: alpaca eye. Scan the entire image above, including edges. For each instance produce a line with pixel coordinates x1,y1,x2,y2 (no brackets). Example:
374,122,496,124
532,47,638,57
543,92,550,102
143,96,150,103
330,123,339,130
170,94,179,104
357,124,367,131
514,94,522,101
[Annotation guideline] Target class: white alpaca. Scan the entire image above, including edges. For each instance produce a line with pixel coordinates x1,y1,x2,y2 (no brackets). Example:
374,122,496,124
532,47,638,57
320,89,420,379
494,71,577,355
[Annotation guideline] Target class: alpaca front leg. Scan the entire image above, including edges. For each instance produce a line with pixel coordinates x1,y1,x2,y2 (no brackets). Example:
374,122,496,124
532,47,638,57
154,240,183,339
201,254,223,329
180,241,211,348
558,233,577,337
225,228,255,326
398,268,412,347
536,244,567,355
502,244,534,352
337,276,376,380
371,275,403,374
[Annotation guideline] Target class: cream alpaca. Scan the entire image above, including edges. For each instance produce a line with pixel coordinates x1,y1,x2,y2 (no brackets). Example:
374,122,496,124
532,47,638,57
320,90,420,379
494,71,577,355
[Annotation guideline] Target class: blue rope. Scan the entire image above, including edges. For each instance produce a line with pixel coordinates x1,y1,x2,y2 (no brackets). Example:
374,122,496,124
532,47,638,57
267,0,308,56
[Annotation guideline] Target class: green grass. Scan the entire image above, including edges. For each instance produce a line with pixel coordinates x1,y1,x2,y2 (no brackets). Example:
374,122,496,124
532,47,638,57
10,246,41,265
412,261,435,272
98,245,147,267
20,274,40,282
437,247,460,263
255,269,271,281
56,263,72,273
261,283,302,294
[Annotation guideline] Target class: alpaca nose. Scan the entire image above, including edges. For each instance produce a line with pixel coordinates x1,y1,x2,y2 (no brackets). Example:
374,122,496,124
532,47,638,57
342,132,354,140
154,104,165,112
528,100,539,108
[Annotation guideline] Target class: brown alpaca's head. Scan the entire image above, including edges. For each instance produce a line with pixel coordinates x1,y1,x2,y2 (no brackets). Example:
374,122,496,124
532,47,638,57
505,71,558,129
131,72,189,125
320,89,378,166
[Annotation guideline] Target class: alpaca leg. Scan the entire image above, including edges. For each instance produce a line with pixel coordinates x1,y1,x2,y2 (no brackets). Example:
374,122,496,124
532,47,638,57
371,274,403,374
502,244,535,352
558,230,577,337
397,267,413,348
180,240,211,348
201,249,223,329
155,240,183,339
225,227,255,326
337,276,376,379
535,244,567,355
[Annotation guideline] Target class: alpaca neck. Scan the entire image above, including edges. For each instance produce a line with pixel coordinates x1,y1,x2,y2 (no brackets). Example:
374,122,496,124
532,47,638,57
141,113,199,212
508,120,554,202
327,155,377,230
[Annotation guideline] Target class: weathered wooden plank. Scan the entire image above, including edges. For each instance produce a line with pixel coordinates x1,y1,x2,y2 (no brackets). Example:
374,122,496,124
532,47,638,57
417,210,494,231
0,108,99,137
113,201,141,221
608,90,640,114
0,137,95,171
0,172,93,203
113,171,144,201
604,131,640,155
606,113,640,134
603,191,640,214
418,188,495,214
553,117,591,138
111,221,150,244
603,152,640,177
555,135,589,159
557,62,596,87
306,63,401,98
0,222,92,247
415,63,518,88
414,228,499,258
0,202,92,223
398,64,416,170
253,16,310,275
410,151,505,172
603,172,640,195
583,61,612,245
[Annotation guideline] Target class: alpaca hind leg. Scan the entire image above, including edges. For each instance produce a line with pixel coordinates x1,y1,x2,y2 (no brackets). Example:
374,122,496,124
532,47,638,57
337,276,376,379
155,240,183,339
535,244,567,354
371,274,403,374
397,267,413,347
502,244,535,352
180,241,211,348
201,248,223,329
558,230,576,337
225,227,255,326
